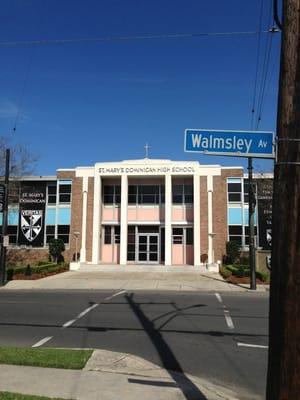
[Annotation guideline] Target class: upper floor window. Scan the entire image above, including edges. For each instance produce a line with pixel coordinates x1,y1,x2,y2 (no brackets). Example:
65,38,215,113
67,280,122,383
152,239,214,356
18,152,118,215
59,184,71,203
128,185,163,205
47,185,57,204
227,182,242,202
172,185,193,204
103,185,120,205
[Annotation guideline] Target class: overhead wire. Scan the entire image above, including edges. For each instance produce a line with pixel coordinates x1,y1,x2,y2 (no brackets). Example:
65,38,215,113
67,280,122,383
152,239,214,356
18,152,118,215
0,30,271,47
255,0,276,130
250,0,264,131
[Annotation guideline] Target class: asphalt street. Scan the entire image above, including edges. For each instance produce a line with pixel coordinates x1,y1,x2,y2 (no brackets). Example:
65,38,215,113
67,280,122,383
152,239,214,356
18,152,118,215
0,290,269,399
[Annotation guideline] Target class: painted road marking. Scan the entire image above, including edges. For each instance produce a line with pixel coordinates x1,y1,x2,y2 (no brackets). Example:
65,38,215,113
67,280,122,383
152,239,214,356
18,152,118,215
215,293,223,303
215,292,234,330
77,303,99,318
104,289,127,301
62,319,77,328
62,289,126,328
224,310,235,329
237,342,268,349
32,336,53,348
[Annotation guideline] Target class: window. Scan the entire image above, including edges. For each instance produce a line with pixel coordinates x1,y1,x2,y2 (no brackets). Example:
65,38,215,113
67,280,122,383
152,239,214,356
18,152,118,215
228,225,243,244
57,225,70,244
7,226,18,244
186,228,193,245
104,226,112,244
138,185,160,204
47,185,57,204
114,226,120,244
172,185,193,204
228,182,242,203
59,184,71,204
103,185,120,205
46,226,55,244
172,227,183,244
128,185,164,205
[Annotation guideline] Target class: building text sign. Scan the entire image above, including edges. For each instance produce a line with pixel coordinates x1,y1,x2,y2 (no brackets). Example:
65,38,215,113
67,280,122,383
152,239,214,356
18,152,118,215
185,129,275,158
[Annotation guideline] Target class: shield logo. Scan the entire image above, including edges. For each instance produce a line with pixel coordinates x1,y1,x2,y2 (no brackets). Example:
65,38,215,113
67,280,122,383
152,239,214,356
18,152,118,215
21,210,43,242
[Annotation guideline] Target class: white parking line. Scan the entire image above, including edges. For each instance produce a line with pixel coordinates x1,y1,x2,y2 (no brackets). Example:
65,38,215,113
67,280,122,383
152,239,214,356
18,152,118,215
77,303,99,318
32,336,53,348
237,342,268,349
224,310,234,329
62,319,77,328
104,289,126,301
215,293,223,303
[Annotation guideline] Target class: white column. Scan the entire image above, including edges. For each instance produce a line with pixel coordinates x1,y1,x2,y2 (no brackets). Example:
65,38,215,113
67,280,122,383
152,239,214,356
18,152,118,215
207,175,214,264
193,174,201,266
92,173,101,264
80,176,88,263
165,174,172,266
120,174,128,265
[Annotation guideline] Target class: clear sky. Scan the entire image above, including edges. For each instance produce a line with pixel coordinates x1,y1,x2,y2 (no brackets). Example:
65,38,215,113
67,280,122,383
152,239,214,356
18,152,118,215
0,0,281,175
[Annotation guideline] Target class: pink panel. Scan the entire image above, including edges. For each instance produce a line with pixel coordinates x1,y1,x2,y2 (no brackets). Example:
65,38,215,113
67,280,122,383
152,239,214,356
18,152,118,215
172,244,184,265
172,208,184,221
102,207,120,222
102,245,114,263
128,207,161,221
186,245,194,265
114,244,120,263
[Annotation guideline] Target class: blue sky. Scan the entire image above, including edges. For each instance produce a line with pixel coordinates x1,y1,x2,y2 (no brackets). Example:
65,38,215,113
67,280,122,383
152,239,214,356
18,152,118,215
0,0,281,175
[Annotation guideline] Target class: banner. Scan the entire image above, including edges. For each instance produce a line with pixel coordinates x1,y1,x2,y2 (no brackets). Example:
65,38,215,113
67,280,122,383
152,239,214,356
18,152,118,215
256,179,273,250
18,182,46,247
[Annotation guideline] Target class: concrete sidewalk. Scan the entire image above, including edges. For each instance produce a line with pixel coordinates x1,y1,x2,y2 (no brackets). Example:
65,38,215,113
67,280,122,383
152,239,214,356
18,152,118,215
0,349,255,400
1,265,269,292
1,267,269,292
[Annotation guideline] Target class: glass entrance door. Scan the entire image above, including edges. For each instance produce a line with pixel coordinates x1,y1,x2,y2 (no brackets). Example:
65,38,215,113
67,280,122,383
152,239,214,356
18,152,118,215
137,234,159,263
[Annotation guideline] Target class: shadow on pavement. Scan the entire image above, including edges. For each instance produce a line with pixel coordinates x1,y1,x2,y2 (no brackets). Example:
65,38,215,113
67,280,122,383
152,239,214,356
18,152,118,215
125,292,208,400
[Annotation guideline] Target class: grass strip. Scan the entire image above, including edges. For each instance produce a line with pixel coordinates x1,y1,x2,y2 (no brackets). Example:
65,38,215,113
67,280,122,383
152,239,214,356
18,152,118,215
0,347,93,370
0,393,68,400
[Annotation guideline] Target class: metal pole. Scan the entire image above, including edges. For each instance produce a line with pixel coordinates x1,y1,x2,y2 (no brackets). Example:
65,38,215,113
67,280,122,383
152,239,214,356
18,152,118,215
248,157,256,290
0,149,10,285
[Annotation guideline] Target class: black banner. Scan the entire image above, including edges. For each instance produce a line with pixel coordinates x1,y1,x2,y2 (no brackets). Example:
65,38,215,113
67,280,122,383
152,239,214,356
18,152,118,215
256,178,273,250
18,182,46,247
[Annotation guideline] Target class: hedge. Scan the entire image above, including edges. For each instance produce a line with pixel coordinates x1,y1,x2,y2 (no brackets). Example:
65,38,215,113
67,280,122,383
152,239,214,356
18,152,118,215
7,263,69,280
220,264,269,282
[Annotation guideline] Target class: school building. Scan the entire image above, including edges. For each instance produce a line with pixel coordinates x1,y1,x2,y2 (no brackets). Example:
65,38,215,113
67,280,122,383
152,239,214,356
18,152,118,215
1,158,273,270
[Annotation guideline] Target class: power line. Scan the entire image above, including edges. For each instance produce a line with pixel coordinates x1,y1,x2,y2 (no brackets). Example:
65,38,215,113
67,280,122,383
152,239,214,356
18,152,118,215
0,30,271,47
250,0,264,130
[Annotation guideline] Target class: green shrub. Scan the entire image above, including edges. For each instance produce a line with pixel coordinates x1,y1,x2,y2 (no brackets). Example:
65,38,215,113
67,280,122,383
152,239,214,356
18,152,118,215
220,266,232,279
256,271,269,282
49,239,65,263
6,263,69,280
225,241,240,264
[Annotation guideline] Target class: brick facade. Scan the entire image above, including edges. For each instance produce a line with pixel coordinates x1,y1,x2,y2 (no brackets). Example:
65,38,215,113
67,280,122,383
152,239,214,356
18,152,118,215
212,168,243,262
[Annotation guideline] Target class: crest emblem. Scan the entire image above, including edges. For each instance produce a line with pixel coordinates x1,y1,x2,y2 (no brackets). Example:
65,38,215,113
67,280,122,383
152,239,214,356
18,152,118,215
21,210,43,242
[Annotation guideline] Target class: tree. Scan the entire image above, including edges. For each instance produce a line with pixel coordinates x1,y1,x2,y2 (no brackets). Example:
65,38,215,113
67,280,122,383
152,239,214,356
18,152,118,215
49,239,65,264
0,136,37,177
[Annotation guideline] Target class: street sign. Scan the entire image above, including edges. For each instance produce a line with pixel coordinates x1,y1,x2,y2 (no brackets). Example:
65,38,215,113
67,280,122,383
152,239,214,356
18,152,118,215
0,184,5,213
184,129,275,158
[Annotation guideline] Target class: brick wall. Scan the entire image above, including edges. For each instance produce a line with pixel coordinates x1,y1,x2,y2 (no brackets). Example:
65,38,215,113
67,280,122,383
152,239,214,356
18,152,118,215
212,168,243,262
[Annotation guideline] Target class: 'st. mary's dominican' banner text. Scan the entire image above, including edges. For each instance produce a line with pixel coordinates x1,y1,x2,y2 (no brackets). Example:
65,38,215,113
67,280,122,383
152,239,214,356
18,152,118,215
18,182,46,247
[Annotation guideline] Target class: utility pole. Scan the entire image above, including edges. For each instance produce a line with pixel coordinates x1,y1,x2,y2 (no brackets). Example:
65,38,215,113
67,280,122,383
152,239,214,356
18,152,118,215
266,0,300,398
0,149,10,285
248,157,256,290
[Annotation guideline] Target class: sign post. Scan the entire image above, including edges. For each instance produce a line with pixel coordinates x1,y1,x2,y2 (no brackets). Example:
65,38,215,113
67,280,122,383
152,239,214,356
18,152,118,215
0,149,10,286
185,129,275,291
